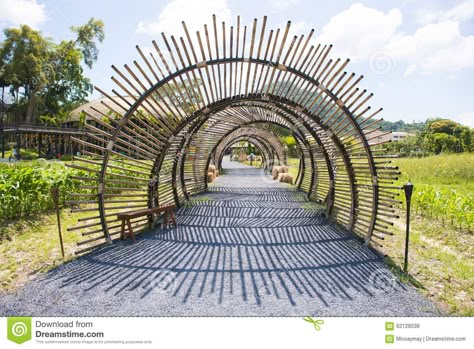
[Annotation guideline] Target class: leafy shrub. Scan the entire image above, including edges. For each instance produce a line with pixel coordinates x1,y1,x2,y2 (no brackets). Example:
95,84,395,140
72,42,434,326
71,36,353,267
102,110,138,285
413,186,473,232
0,161,93,220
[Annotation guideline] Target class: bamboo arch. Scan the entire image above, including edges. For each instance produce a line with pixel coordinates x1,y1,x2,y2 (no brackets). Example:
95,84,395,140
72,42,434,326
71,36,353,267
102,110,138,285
68,15,400,254
212,125,288,172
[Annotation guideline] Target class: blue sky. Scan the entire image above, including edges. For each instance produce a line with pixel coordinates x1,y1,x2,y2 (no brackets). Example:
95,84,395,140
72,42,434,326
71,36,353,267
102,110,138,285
1,0,473,126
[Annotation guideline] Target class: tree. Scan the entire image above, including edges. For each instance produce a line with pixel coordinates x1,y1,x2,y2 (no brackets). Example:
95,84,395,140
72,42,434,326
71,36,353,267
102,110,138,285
0,25,51,122
0,18,104,123
282,135,297,157
71,18,105,69
430,119,459,135
427,133,460,154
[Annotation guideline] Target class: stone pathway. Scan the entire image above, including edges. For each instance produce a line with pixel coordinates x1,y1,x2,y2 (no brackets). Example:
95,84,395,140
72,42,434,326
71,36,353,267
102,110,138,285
0,158,439,316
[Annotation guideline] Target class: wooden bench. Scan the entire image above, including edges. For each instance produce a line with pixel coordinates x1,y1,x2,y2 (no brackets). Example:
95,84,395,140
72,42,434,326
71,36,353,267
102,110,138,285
117,205,177,242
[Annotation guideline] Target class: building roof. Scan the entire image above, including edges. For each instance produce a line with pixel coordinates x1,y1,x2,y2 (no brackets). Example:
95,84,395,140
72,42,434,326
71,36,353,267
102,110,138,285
68,96,137,122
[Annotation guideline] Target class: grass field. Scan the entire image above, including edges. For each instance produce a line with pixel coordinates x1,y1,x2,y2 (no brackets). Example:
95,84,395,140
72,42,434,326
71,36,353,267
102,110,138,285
393,153,474,195
386,153,474,315
2,148,40,160
287,158,300,180
0,209,85,293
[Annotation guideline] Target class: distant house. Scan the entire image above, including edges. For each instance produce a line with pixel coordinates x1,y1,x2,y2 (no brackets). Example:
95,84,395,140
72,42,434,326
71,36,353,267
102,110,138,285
366,130,413,145
391,132,410,141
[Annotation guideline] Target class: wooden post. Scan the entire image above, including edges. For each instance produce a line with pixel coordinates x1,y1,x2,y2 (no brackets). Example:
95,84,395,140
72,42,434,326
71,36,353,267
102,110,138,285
0,116,4,159
51,187,65,258
38,133,42,158
15,132,21,160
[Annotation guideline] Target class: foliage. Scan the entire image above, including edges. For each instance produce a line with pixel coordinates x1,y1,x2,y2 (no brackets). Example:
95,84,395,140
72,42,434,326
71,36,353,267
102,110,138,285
385,153,474,315
412,185,473,231
429,119,460,135
3,148,39,160
0,161,88,220
379,119,426,132
0,19,105,124
0,156,152,221
281,135,297,157
394,153,474,232
70,18,105,69
384,118,473,156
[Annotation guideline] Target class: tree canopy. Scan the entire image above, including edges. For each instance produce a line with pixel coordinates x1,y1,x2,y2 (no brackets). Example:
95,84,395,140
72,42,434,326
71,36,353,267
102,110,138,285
384,118,473,156
0,18,104,123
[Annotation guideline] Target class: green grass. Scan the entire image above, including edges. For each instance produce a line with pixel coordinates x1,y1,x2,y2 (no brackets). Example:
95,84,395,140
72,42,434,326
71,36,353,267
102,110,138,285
287,158,300,180
384,153,474,315
393,153,474,195
184,195,214,207
0,208,87,293
2,148,40,160
241,160,263,167
383,215,474,316
394,153,474,232
240,158,300,186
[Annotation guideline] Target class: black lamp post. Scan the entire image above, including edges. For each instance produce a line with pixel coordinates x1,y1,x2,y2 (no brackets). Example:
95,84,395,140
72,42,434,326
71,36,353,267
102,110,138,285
403,181,414,273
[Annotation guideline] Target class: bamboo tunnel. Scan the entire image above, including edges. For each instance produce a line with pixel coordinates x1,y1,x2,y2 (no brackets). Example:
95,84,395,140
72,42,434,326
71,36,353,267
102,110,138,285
67,15,400,254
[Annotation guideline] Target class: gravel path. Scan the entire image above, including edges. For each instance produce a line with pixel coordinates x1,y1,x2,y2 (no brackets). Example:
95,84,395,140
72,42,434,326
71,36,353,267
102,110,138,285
0,159,439,316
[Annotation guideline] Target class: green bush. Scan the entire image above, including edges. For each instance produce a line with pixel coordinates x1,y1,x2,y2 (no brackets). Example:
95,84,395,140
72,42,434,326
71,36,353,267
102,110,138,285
413,185,473,232
0,158,150,221
0,161,92,220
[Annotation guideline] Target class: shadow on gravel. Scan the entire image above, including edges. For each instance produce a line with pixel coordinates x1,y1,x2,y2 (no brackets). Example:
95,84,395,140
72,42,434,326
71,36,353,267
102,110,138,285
0,160,438,317
41,222,405,308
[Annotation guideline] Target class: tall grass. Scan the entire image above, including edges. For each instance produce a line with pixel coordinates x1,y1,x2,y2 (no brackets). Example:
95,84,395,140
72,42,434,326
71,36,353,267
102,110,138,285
394,153,474,193
0,158,151,221
393,153,474,232
0,160,90,220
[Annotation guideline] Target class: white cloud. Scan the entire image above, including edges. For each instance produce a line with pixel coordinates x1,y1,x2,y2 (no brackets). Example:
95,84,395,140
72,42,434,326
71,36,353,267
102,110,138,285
416,0,474,24
137,0,232,37
0,0,46,28
387,20,474,75
288,21,309,36
316,3,402,61
444,0,474,21
315,2,474,76
268,0,301,11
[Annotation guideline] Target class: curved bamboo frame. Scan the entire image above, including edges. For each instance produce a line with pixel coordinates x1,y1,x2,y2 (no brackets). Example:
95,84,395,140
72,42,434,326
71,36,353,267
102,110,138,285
213,126,287,172
68,15,400,254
